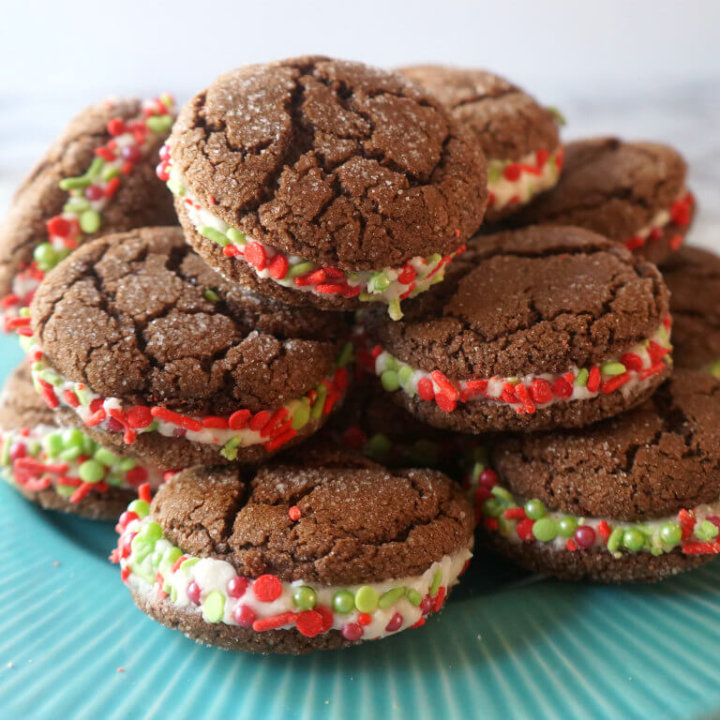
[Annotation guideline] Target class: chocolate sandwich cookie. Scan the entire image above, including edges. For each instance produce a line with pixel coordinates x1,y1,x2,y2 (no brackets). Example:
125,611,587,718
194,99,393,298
113,452,474,654
0,95,177,333
363,225,672,433
159,56,488,319
511,137,695,265
478,370,720,582
28,227,352,467
399,66,563,223
0,364,163,520
662,246,720,375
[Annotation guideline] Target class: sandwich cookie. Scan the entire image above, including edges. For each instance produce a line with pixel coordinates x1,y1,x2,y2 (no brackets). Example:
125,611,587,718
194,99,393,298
662,246,720,375
112,453,475,654
399,66,563,223
511,137,694,265
0,95,177,333
159,56,488,319
0,364,163,520
363,226,672,433
28,227,352,468
479,370,720,582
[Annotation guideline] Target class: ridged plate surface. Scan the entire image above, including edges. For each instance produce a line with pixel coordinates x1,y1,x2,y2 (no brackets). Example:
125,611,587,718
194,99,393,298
2,335,720,720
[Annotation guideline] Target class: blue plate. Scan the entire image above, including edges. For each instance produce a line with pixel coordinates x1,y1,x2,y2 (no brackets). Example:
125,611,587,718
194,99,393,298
2,332,720,720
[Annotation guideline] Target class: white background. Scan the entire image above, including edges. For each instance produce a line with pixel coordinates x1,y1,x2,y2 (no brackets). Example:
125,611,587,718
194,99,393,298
1,0,719,244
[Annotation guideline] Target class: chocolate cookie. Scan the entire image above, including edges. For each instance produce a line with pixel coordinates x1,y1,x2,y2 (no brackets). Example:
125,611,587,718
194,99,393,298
510,137,695,265
29,227,352,467
160,56,488,319
662,246,720,374
363,225,672,433
333,374,484,474
0,364,164,520
113,451,475,654
478,370,720,582
399,66,563,223
0,96,177,333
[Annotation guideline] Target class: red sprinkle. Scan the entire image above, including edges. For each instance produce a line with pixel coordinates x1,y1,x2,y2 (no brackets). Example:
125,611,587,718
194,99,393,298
682,542,720,555
435,393,457,413
228,410,251,430
262,408,289,437
566,539,578,552
678,509,696,539
434,586,447,612
253,611,298,632
253,574,283,602
621,352,644,372
600,373,630,394
171,555,188,574
268,254,289,280
417,377,435,402
84,408,106,427
529,378,553,405
40,385,59,409
597,520,612,540
513,383,536,414
357,613,372,626
504,507,527,520
484,517,499,531
315,283,344,295
264,428,297,452
296,610,325,637
126,466,148,486
150,407,203,432
244,243,267,270
587,366,601,393
138,483,152,504
47,216,72,238
517,518,535,542
223,245,241,257
647,341,669,363
503,163,522,181
233,604,257,627
202,416,229,430
62,389,80,407
105,176,120,198
248,410,270,433
288,506,302,522
552,377,573,399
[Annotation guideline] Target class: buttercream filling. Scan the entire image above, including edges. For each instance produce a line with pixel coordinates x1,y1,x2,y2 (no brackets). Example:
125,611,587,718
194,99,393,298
0,423,163,503
472,465,720,557
1,95,176,333
370,319,672,414
114,508,472,641
487,147,564,211
624,190,694,252
26,339,353,459
158,146,464,321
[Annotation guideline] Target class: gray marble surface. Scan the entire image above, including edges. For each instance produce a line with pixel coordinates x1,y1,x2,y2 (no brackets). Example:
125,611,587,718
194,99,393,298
1,80,718,250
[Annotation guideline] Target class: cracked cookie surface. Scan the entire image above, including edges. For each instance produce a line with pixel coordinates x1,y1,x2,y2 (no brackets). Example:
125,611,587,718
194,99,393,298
490,370,720,521
663,246,720,371
31,227,348,415
510,137,692,264
152,454,474,586
170,56,488,273
0,98,176,299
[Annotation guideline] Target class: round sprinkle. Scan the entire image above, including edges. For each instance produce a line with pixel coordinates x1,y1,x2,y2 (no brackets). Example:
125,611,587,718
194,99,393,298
79,209,101,234
232,604,257,627
341,622,364,641
288,506,302,522
354,586,379,614
78,459,104,484
127,499,150,518
524,499,546,520
558,516,578,538
227,576,248,599
186,581,201,605
332,590,355,614
203,591,225,623
574,525,596,549
532,518,558,543
623,528,645,551
292,586,317,610
253,574,283,603
33,243,58,271
660,522,682,545
381,370,400,392
141,521,163,543
385,612,404,633
296,610,324,637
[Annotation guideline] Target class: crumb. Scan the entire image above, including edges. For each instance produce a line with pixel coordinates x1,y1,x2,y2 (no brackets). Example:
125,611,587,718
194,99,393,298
117,667,125,673
53,561,60,567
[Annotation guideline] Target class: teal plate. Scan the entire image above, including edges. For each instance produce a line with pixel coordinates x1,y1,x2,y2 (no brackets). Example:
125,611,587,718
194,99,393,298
2,333,720,720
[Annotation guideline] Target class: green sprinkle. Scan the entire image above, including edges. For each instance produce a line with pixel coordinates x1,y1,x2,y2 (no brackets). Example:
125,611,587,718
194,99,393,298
487,163,502,183
398,365,413,386
33,243,59,271
128,564,155,585
406,588,423,607
524,499,546,520
130,536,153,564
117,457,137,472
381,370,400,392
56,484,75,498
575,368,589,387
607,527,624,553
483,498,503,518
58,447,81,462
226,227,247,245
623,528,646,551
146,114,174,134
203,591,225,623
128,499,150,518
427,253,442,267
292,586,317,610
366,433,391,460
491,485,514,503
86,157,105,179
166,178,185,196
707,359,720,379
78,459,104,484
430,569,442,596
39,368,62,386
547,106,567,126
354,586,379,613
288,261,316,278
335,342,354,369
311,384,327,421
63,197,90,213
75,387,92,406
101,164,121,182
180,557,200,572
532,518,558,543
696,520,720,541
170,586,178,602
200,226,229,246
370,273,391,293
221,437,241,461
383,355,399,371
141,522,163,543
203,289,220,303
43,433,64,458
378,587,406,609
93,447,119,467
358,292,374,302
332,589,355,614
388,298,403,320
291,403,310,431
59,175,92,191
558,516,578,538
0,438,11,467
601,362,626,377
79,209,101,234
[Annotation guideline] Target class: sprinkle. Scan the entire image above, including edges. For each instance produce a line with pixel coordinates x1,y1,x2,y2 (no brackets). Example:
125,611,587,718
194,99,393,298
600,373,630,394
253,574,283,602
253,612,298,632
150,407,203,432
138,483,152,504
264,428,297,452
289,506,302,522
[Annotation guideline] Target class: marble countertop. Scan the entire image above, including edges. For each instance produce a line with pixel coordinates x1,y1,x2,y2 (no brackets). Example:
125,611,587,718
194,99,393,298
1,80,718,250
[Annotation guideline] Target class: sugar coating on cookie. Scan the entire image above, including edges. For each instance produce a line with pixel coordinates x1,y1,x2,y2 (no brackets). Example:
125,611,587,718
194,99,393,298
28,227,352,466
113,455,474,654
0,364,163,520
399,66,563,222
160,56,489,318
512,137,694,265
0,95,177,333
363,225,672,433
476,370,720,582
662,246,720,375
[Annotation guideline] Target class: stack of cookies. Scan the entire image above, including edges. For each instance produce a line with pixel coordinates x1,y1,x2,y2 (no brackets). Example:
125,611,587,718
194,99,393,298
0,56,717,655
